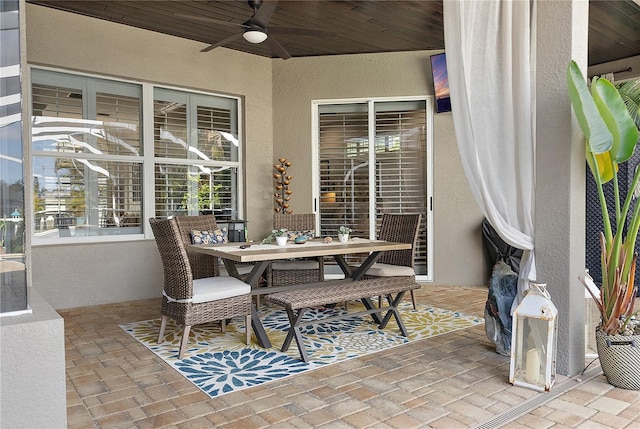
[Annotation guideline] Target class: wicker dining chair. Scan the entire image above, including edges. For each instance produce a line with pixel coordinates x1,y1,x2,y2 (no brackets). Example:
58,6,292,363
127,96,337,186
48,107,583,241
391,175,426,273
363,213,422,309
149,217,252,359
176,214,258,280
268,213,324,287
174,214,221,279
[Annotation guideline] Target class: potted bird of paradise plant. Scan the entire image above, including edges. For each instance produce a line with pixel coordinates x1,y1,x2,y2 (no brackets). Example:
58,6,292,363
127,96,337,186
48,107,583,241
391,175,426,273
568,60,640,389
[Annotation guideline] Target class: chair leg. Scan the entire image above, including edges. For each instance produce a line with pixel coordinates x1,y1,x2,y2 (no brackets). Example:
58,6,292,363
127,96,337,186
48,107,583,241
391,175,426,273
158,315,168,344
410,289,417,310
221,319,226,332
178,325,191,359
245,314,251,345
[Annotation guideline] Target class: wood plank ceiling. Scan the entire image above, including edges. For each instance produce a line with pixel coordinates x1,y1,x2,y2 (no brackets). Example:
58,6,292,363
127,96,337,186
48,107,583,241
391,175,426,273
26,0,640,66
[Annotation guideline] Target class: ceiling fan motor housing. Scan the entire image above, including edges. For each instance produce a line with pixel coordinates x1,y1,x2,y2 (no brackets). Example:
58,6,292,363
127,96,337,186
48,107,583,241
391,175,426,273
248,0,263,11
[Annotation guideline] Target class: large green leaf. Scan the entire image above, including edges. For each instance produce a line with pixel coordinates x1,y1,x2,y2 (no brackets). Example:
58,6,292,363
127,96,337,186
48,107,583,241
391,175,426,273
592,78,640,164
566,61,612,154
617,80,640,130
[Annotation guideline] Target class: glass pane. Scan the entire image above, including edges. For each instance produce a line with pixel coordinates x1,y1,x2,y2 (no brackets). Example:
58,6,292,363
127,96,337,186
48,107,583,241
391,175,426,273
1,0,27,314
318,104,369,239
30,70,242,243
318,100,429,274
32,116,142,156
1,121,27,313
96,91,141,155
33,157,142,239
196,105,238,162
154,163,238,220
375,101,428,275
153,95,238,162
154,99,188,158
31,77,142,156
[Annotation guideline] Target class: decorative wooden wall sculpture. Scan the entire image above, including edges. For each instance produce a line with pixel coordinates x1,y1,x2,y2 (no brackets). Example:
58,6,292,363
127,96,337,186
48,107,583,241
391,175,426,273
274,158,293,214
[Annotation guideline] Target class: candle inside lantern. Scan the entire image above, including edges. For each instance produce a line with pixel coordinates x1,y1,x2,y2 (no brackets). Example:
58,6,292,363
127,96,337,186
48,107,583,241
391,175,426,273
525,348,540,383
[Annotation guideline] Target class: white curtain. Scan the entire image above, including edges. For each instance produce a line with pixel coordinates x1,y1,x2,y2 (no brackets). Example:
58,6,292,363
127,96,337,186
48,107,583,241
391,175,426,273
443,0,536,307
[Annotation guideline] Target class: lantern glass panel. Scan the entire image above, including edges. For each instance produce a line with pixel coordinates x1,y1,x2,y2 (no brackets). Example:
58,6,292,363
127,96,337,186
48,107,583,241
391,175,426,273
514,316,551,385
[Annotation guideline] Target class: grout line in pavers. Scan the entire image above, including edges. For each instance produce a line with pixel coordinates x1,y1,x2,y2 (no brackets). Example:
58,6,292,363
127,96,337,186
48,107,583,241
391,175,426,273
472,365,603,429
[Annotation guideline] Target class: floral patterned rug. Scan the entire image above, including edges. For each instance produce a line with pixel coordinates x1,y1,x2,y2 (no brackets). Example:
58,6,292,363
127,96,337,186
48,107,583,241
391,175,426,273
121,302,483,398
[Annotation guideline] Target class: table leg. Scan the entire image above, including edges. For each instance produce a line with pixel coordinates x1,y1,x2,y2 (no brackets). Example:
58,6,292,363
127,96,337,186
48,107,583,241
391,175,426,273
251,305,272,348
333,255,353,278
334,251,384,322
244,260,271,288
334,251,382,280
222,259,273,348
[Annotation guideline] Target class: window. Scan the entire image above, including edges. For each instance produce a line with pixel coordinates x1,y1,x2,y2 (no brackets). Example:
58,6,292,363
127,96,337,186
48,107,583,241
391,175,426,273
153,89,240,221
1,0,28,314
30,69,241,243
315,98,433,279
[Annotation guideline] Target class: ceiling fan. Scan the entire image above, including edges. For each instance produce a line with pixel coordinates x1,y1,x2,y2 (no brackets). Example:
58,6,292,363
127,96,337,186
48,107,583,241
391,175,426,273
177,0,335,60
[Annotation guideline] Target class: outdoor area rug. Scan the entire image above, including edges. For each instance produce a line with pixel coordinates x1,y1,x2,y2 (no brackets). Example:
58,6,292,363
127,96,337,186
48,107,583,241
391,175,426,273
120,302,483,399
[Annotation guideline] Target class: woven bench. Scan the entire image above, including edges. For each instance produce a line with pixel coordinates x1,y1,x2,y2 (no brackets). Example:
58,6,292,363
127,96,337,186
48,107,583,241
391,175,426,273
265,277,421,362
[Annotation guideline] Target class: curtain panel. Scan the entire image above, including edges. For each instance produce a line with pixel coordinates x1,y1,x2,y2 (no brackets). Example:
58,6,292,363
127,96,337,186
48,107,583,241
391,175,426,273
443,0,536,307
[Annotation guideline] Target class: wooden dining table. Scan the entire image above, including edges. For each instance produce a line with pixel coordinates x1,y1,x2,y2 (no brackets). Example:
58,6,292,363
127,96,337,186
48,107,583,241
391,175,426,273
189,237,411,348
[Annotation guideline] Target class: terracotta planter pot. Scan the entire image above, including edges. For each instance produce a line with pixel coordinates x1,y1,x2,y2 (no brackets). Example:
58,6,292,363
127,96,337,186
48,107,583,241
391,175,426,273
595,327,640,390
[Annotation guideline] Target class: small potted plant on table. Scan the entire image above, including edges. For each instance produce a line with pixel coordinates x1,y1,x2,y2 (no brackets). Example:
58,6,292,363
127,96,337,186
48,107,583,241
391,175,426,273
273,228,289,246
338,226,352,243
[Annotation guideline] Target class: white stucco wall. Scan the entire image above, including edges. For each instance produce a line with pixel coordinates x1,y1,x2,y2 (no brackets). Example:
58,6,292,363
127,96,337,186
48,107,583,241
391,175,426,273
0,289,67,428
432,113,488,285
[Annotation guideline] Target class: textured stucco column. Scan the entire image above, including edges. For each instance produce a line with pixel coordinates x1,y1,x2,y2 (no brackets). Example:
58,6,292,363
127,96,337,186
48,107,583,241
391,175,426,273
535,0,589,376
0,290,67,428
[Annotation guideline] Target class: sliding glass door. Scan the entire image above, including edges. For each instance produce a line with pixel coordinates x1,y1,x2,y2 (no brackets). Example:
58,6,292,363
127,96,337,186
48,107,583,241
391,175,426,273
314,98,433,279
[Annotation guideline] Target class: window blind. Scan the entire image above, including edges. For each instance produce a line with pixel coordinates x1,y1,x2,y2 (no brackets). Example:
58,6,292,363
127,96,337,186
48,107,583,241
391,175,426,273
31,71,143,238
153,90,239,219
318,100,429,274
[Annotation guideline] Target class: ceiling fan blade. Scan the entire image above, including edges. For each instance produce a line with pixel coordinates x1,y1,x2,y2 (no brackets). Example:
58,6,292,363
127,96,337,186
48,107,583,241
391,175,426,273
201,32,244,53
252,0,277,28
269,26,337,38
175,13,244,30
265,35,291,60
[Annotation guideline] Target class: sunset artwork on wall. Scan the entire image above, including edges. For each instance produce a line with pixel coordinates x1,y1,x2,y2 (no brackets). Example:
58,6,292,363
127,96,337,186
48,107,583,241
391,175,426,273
430,52,452,114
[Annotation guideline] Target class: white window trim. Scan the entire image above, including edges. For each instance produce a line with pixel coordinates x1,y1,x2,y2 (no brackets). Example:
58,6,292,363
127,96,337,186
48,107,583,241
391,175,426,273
28,65,244,245
311,95,434,282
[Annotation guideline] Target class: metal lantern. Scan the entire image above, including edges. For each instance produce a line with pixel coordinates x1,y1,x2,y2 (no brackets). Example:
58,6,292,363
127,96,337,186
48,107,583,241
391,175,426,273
509,282,558,392
226,219,247,242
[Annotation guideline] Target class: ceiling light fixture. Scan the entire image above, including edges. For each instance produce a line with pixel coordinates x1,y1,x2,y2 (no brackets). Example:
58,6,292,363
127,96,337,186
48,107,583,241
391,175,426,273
243,29,267,44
